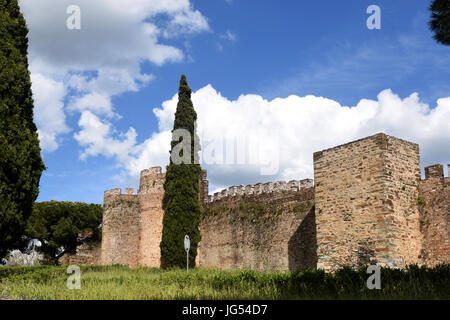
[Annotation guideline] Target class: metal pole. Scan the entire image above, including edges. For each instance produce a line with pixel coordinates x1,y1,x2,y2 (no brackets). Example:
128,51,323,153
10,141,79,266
186,251,189,272
184,234,190,272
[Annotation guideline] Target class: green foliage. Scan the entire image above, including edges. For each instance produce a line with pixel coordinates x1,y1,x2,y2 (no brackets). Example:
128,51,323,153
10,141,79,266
417,195,427,206
429,0,450,45
160,75,202,269
239,201,266,214
201,205,229,218
0,0,46,259
202,200,312,224
0,264,449,299
25,201,102,264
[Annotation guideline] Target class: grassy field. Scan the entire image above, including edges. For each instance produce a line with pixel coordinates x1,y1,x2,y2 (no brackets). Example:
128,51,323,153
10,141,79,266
0,264,449,300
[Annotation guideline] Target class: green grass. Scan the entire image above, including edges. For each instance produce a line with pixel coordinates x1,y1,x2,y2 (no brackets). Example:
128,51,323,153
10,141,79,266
0,264,449,300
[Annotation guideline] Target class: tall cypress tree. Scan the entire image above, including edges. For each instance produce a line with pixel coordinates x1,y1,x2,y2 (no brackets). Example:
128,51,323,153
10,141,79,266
0,0,45,259
160,75,202,268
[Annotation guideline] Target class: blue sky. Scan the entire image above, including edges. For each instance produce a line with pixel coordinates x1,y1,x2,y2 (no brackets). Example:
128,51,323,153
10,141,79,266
19,0,450,204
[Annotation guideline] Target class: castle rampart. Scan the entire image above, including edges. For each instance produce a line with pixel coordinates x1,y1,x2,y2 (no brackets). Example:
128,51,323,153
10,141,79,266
62,133,448,272
197,187,316,271
99,166,318,270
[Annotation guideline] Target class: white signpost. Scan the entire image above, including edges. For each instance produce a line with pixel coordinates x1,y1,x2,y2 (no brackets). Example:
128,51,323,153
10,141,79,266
184,235,190,272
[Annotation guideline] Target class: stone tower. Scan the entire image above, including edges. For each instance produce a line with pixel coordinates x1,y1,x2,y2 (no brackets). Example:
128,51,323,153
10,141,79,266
101,167,166,267
101,167,209,268
313,133,423,271
101,188,140,266
138,167,165,267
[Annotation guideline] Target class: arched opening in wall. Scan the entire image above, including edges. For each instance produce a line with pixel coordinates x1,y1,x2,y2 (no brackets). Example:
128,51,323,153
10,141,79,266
287,206,317,271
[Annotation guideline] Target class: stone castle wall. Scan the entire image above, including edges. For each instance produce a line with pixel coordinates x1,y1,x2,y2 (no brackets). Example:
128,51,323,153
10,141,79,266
98,167,210,268
62,133,448,271
419,164,450,266
98,167,317,270
196,187,316,271
314,133,422,271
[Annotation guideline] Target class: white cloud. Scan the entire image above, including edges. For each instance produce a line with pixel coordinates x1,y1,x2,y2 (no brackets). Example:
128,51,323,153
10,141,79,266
20,0,209,74
68,93,115,118
163,8,211,38
216,30,237,52
31,73,69,151
20,2,449,192
76,85,450,191
126,131,172,175
220,30,237,42
74,111,137,162
264,31,450,103
19,0,210,151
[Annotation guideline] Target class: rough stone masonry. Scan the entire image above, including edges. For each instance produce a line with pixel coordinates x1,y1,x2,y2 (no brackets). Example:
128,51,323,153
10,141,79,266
61,133,449,271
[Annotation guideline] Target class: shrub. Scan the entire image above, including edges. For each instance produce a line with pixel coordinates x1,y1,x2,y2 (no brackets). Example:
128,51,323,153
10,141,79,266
1,249,43,266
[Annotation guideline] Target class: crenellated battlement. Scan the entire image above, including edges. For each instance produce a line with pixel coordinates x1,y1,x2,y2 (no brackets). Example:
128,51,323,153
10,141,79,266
140,166,162,177
424,164,446,179
208,178,313,203
103,188,138,207
104,188,137,197
139,166,165,195
104,167,314,206
104,188,122,197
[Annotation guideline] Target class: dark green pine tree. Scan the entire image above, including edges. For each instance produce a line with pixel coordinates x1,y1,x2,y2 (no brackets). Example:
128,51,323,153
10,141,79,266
160,74,202,269
0,0,45,259
429,0,450,45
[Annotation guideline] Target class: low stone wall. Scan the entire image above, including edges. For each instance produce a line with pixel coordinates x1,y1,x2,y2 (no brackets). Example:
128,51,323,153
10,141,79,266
197,188,316,271
59,243,101,266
